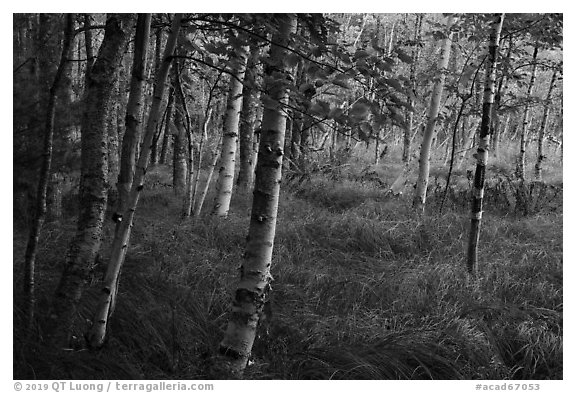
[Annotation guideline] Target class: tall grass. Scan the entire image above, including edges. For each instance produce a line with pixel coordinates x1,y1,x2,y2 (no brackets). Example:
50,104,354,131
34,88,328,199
14,142,562,379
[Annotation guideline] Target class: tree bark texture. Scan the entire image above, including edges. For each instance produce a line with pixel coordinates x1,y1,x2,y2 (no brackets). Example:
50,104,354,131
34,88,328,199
403,13,423,163
23,13,74,332
51,14,134,347
212,46,249,217
516,45,538,181
160,89,175,164
237,44,262,191
467,13,504,275
534,69,558,181
87,14,182,349
218,14,297,377
413,15,454,211
116,14,151,221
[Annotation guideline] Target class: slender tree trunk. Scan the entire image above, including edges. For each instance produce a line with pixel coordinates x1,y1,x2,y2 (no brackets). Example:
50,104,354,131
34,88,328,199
194,137,222,217
160,90,175,164
413,15,454,211
218,13,296,377
403,14,423,163
467,13,504,275
191,108,212,212
116,14,151,221
84,14,95,87
150,27,164,165
491,36,513,159
516,45,538,181
50,14,134,347
173,111,188,196
23,14,74,333
87,14,181,348
534,69,558,181
212,46,249,217
237,44,262,191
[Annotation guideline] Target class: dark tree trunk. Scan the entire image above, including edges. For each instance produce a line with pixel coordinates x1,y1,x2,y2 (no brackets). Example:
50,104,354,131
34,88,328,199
50,14,134,347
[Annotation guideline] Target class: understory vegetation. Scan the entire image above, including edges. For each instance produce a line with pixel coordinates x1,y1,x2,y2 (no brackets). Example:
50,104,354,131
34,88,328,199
13,142,562,380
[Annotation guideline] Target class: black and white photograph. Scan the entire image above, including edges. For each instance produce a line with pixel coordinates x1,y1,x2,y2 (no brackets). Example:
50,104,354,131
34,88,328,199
11,7,565,385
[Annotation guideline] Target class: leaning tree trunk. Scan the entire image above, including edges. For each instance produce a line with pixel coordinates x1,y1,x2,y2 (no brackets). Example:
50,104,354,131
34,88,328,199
23,14,74,333
217,13,296,377
413,15,454,212
211,46,249,217
534,68,558,181
237,44,262,191
116,14,151,222
516,45,538,181
87,14,182,349
50,14,134,347
194,136,222,218
467,13,504,275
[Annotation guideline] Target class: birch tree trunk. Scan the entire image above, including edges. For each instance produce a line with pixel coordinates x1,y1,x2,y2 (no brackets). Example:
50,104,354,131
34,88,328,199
116,14,151,222
413,15,454,211
237,44,262,191
87,14,182,349
534,69,558,181
160,90,175,164
218,13,296,377
23,13,74,332
403,13,423,163
516,45,538,181
194,136,221,218
467,13,504,275
212,46,249,217
50,14,134,347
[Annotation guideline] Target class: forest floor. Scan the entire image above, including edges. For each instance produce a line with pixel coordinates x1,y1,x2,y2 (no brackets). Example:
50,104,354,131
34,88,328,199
13,146,563,380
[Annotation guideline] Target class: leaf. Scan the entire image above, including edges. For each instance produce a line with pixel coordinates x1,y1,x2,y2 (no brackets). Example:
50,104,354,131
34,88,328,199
328,107,344,119
332,74,351,89
375,59,392,73
310,100,331,117
284,52,301,68
353,49,370,61
349,100,370,122
396,48,413,64
382,78,404,92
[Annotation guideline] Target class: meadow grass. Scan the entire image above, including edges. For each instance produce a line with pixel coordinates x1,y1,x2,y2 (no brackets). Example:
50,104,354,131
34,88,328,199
13,141,562,379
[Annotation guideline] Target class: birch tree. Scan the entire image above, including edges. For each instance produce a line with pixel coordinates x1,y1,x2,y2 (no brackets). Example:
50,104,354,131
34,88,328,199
23,13,74,332
115,14,151,222
467,13,505,275
218,13,297,377
413,15,454,211
534,67,559,181
237,44,262,191
50,14,135,346
516,45,538,181
88,14,182,348
212,44,249,217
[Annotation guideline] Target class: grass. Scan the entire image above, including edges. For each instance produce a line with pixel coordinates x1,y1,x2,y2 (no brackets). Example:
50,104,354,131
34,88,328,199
13,141,562,380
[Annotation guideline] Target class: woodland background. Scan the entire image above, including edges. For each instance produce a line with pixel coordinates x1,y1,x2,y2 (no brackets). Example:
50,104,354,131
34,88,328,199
12,12,563,380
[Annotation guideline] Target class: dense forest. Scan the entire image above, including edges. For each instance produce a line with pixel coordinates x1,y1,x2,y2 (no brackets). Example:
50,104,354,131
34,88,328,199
13,13,563,380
